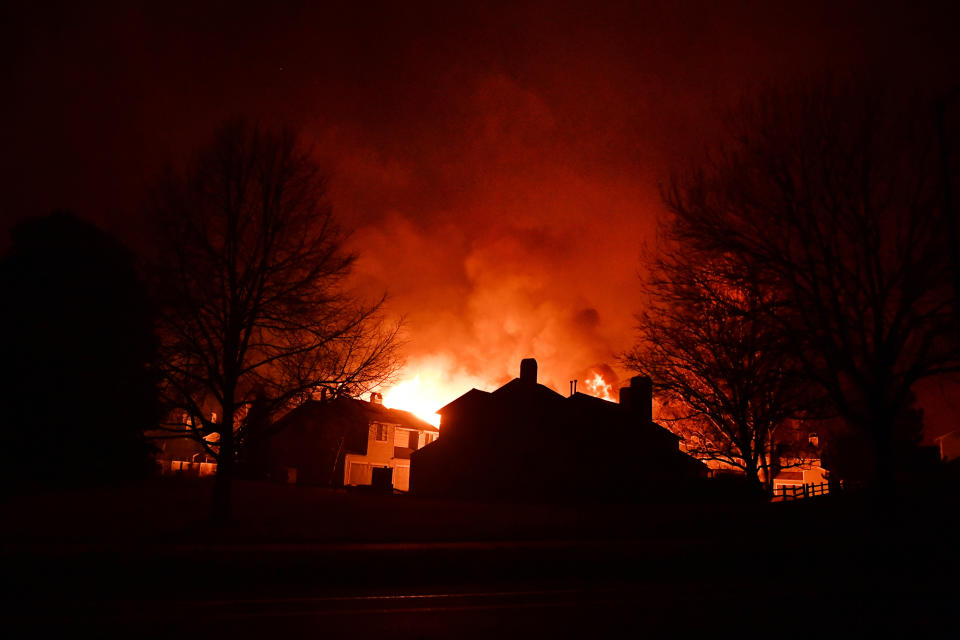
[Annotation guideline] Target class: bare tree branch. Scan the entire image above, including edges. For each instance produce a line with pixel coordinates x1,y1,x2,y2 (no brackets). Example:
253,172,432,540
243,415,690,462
661,80,959,492
149,120,402,522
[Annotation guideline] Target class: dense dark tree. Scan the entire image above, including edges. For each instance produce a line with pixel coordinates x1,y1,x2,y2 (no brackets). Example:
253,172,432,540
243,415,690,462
662,80,960,493
0,212,159,491
622,242,813,494
821,393,925,488
150,121,401,522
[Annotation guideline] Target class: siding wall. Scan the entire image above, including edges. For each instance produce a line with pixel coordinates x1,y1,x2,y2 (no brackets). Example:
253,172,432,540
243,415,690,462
366,422,395,461
344,421,437,491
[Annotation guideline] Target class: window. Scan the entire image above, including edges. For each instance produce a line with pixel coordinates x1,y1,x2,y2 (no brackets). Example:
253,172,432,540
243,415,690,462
349,462,372,485
424,433,435,445
374,423,389,441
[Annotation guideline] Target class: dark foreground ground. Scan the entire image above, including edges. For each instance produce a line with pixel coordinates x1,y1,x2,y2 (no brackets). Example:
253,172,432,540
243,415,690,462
2,479,958,638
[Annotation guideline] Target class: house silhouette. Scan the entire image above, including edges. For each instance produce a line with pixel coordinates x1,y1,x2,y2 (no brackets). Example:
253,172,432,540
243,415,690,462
410,358,707,501
248,394,438,490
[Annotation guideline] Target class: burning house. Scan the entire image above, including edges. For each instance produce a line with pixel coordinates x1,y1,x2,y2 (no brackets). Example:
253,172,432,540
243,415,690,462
252,392,439,490
410,359,707,501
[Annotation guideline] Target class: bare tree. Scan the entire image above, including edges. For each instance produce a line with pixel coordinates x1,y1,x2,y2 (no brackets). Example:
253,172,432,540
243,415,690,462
150,121,401,521
622,243,812,494
663,80,960,493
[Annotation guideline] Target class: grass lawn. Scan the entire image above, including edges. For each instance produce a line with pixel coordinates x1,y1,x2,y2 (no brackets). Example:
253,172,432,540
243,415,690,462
2,475,956,633
1,476,818,545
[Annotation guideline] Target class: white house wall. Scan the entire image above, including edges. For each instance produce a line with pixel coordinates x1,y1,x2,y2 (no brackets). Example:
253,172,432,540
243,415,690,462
343,422,435,491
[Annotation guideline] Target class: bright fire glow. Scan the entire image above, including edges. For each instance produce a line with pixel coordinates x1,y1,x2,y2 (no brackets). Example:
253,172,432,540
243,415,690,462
381,357,492,428
584,372,615,401
382,376,441,426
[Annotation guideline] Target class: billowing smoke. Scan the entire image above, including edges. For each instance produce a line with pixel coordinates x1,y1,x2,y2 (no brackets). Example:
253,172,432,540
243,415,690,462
314,73,664,416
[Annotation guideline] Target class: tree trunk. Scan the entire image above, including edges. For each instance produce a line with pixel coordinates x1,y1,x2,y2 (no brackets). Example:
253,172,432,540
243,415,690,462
759,451,775,496
211,409,235,524
744,459,764,499
872,413,897,502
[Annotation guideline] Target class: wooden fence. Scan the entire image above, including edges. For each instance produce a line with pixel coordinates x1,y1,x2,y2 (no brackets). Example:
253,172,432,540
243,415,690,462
158,459,218,478
771,481,841,501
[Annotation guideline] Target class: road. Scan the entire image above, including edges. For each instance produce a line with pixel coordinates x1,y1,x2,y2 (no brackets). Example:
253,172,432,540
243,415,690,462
6,535,956,637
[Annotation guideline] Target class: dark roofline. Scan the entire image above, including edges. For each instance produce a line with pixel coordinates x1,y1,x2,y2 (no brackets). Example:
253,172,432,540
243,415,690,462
341,397,440,432
491,377,566,400
568,391,618,406
438,388,492,414
276,396,439,433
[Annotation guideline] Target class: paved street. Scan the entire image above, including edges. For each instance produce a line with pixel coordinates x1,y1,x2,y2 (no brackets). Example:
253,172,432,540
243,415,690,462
6,532,956,637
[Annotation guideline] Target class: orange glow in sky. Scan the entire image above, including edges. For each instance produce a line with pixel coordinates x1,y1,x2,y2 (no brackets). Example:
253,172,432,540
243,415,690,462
381,356,492,427
383,376,442,426
383,360,622,425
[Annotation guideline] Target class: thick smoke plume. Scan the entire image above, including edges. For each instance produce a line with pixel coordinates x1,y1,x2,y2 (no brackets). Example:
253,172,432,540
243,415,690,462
321,73,660,409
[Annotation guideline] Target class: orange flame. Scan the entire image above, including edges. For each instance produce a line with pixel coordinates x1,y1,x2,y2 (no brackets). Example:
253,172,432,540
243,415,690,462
584,372,615,401
382,375,441,427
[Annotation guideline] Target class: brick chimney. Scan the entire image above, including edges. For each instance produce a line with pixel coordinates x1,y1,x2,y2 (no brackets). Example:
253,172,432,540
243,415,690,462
520,358,537,384
370,391,383,404
620,376,653,425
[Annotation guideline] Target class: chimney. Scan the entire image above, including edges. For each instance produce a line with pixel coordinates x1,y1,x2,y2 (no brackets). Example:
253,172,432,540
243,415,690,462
520,358,538,384
618,385,633,409
631,376,653,425
620,376,653,424
370,391,383,405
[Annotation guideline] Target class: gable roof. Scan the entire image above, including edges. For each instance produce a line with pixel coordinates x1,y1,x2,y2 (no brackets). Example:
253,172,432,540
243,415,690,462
437,388,491,414
438,378,568,415
436,377,681,445
277,396,439,433
567,391,681,441
353,398,440,432
491,377,566,402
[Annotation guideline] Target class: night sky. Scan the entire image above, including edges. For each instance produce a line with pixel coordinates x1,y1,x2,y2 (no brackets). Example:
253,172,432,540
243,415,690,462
3,1,958,430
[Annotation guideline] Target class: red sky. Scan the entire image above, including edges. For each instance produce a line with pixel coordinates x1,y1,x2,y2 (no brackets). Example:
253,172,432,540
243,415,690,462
3,1,958,431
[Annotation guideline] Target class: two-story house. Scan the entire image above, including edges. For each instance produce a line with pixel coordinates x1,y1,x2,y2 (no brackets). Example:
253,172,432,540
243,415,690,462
259,392,439,491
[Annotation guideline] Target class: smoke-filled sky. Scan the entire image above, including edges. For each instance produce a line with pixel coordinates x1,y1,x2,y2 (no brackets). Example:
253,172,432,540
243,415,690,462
3,1,959,427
